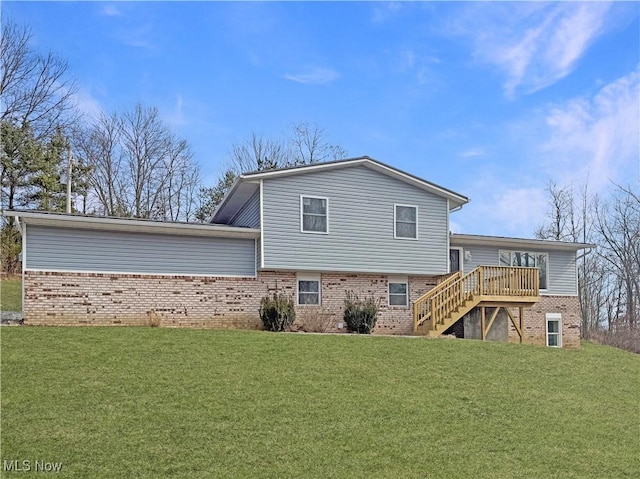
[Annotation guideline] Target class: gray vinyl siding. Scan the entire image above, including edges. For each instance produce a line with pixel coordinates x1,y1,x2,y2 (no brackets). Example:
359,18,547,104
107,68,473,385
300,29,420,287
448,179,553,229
26,225,256,277
230,190,260,228
261,165,449,275
458,244,578,296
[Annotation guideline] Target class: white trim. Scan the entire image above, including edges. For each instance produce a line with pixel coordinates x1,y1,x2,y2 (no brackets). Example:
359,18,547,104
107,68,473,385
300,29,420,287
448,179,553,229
449,246,463,274
259,179,265,269
296,272,321,305
24,267,257,279
387,275,409,307
5,210,260,239
545,313,563,348
451,233,594,251
300,195,329,234
393,203,418,240
499,250,549,292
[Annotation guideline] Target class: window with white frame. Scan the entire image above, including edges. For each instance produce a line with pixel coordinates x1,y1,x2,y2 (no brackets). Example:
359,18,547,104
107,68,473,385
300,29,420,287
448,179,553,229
297,274,321,305
394,204,417,239
546,313,562,347
301,196,328,233
388,277,409,306
499,251,548,290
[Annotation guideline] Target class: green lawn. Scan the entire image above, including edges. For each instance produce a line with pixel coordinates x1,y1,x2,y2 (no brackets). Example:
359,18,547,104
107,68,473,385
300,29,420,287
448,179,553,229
0,277,21,312
1,329,639,478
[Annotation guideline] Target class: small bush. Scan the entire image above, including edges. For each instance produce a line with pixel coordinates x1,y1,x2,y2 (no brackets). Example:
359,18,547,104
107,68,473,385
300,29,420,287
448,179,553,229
147,310,161,327
260,292,296,332
299,306,334,333
587,328,640,354
343,291,380,334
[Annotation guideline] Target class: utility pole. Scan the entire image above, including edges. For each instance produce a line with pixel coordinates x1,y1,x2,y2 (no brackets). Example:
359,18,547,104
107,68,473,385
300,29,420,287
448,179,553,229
66,146,73,213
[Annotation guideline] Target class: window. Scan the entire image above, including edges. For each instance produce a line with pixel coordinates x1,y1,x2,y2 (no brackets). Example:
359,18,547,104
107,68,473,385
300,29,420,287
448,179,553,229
546,313,562,347
394,204,417,239
388,277,409,307
301,196,328,233
499,251,548,290
297,274,321,305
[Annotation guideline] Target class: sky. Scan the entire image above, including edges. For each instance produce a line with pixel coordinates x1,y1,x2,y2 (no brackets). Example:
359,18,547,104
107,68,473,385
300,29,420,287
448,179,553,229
3,1,639,238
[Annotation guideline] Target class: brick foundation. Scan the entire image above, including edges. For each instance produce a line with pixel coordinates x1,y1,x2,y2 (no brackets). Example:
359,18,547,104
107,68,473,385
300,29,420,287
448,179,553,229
23,270,436,334
23,271,581,346
508,295,581,348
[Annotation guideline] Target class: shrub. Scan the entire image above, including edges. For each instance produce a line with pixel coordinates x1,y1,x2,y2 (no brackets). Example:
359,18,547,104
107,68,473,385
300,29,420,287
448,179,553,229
343,291,379,334
299,306,334,333
587,328,640,354
147,310,161,327
260,292,296,332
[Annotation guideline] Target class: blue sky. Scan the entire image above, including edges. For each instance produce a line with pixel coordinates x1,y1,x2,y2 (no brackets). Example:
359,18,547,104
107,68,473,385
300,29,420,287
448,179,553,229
4,1,639,237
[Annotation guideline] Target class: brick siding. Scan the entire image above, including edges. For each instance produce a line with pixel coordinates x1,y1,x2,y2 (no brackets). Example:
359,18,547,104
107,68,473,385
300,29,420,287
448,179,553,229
507,295,581,348
23,271,581,347
23,271,435,333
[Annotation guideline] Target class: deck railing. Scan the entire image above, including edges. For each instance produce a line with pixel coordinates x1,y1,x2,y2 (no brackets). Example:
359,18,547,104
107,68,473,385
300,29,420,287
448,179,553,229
413,266,539,332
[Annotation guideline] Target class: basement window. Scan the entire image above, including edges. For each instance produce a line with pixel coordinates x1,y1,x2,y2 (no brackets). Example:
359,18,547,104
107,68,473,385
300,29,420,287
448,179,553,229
388,277,409,307
297,273,321,305
546,313,562,347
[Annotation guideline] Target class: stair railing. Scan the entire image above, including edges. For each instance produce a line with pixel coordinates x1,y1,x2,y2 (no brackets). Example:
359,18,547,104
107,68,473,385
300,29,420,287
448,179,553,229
413,266,540,333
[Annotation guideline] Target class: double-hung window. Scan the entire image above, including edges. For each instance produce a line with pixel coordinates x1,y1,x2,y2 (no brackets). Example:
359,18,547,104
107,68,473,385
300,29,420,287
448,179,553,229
301,196,328,233
499,250,548,290
394,204,417,239
297,273,321,305
388,277,409,307
546,313,562,347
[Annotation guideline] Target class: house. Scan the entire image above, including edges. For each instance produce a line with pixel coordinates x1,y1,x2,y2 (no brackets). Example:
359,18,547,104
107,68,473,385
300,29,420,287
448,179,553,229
4,157,593,347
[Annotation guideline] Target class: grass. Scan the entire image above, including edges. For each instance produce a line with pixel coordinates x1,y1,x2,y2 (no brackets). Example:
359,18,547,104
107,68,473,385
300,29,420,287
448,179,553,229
0,276,21,312
1,328,639,478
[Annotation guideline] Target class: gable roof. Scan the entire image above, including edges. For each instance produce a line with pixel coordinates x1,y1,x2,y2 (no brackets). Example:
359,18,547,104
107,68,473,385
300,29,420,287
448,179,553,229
212,156,469,224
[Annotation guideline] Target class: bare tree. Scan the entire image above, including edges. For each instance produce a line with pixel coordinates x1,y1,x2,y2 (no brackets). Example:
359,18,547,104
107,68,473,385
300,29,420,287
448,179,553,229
77,104,200,221
229,133,289,174
0,20,77,137
288,122,348,165
537,181,640,336
595,185,640,329
196,122,347,222
535,180,603,333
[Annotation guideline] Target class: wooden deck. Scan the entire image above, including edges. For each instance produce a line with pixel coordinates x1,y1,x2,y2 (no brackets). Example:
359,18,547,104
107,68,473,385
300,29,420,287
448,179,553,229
413,266,540,339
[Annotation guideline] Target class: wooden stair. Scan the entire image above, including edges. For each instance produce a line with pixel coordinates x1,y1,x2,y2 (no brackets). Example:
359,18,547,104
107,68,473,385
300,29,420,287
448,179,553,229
413,266,540,337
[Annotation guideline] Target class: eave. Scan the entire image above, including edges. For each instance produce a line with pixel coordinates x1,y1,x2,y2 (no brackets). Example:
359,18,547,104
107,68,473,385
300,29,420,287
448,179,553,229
2,210,261,239
450,233,595,251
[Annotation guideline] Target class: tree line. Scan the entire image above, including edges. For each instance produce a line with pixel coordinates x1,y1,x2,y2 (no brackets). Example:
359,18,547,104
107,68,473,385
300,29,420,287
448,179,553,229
536,181,640,334
1,19,346,272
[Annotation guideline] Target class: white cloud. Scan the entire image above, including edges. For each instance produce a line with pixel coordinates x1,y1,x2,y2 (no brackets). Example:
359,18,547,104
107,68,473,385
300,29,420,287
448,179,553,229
540,67,640,190
372,3,404,24
101,4,122,17
456,184,548,237
448,2,614,96
459,148,486,159
71,88,103,121
162,95,187,128
284,67,340,85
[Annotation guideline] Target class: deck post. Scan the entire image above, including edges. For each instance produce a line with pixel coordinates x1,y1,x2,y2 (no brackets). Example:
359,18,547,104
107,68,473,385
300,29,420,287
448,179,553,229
519,307,524,344
480,307,486,341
